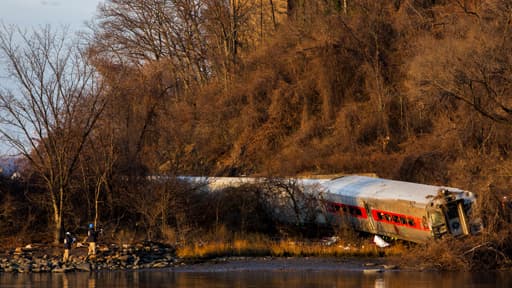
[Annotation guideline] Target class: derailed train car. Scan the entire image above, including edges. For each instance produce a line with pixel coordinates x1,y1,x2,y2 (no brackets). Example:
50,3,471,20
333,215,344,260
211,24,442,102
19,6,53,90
317,176,482,243
179,175,482,243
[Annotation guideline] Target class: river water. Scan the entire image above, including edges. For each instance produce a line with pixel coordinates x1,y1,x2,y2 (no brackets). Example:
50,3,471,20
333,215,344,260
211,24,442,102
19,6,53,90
1,269,511,288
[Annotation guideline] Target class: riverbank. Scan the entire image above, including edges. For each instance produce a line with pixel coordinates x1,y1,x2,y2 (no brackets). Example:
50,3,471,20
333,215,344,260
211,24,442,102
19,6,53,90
0,242,402,273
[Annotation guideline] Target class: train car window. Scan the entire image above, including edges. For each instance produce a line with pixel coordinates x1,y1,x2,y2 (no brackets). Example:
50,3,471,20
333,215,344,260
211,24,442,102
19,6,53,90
446,206,459,219
430,211,444,226
372,210,425,230
349,207,359,216
327,203,367,219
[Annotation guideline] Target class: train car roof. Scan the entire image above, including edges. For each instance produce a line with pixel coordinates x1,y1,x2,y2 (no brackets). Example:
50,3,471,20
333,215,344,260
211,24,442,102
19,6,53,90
322,175,464,204
178,176,331,191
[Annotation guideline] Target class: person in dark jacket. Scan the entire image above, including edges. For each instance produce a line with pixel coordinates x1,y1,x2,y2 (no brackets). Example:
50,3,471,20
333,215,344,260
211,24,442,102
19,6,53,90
86,223,98,258
63,232,75,262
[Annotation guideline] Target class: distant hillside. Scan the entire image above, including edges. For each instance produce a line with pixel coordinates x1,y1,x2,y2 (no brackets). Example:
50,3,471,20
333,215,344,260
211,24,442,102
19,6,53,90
0,156,18,177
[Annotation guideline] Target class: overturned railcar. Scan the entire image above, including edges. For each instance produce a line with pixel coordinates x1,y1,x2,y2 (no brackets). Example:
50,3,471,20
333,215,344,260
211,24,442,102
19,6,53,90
318,176,482,243
177,175,481,243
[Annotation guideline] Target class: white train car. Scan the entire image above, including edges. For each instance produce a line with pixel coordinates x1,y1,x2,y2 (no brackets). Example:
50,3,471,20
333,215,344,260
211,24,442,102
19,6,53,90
318,176,481,243
178,175,481,243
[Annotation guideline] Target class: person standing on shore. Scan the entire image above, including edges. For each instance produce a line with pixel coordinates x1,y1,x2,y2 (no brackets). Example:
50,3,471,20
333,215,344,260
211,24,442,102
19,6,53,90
86,223,98,258
63,232,75,263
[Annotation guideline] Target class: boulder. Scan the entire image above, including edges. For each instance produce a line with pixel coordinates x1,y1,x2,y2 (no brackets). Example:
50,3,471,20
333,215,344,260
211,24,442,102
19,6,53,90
75,263,91,272
151,261,169,268
18,263,32,273
52,267,65,273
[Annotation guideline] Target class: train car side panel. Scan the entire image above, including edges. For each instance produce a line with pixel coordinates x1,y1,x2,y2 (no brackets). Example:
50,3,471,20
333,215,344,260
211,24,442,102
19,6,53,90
323,195,433,243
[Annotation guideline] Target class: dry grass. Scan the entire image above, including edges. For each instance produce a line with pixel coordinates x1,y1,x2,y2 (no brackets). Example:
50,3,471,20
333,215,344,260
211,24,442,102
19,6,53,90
176,233,407,260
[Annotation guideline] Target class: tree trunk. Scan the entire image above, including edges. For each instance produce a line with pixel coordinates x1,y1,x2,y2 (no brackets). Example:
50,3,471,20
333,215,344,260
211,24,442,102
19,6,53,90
53,206,62,245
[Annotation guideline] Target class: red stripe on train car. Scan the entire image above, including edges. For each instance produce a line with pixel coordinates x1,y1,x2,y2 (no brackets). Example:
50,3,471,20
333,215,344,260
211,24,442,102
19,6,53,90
371,210,430,231
325,202,368,219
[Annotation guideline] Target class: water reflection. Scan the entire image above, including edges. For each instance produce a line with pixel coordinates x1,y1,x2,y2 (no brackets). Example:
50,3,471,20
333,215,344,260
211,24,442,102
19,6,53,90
88,274,96,288
1,270,511,287
374,277,385,288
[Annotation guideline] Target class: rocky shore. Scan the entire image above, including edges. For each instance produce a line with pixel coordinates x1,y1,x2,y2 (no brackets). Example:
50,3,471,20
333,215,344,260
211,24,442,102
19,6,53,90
0,242,181,273
1,242,404,274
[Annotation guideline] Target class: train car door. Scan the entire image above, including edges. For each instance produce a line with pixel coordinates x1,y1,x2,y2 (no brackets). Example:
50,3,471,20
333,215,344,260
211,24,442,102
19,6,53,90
443,202,464,236
444,200,470,236
363,201,377,234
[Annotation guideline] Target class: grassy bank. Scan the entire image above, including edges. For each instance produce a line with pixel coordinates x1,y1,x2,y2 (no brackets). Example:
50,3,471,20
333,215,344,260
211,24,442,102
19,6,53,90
176,234,407,260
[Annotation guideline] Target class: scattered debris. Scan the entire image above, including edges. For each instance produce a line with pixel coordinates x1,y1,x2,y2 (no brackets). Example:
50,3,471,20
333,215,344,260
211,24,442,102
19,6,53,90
321,236,340,246
373,236,390,248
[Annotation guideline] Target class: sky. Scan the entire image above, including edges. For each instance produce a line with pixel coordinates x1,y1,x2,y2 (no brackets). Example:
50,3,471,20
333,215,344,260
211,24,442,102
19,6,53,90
0,0,103,30
0,1,104,158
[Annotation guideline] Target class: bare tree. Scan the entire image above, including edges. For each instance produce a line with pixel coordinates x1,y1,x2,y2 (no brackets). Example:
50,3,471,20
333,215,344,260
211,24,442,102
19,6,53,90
408,1,512,126
89,0,212,177
0,25,106,244
263,178,321,228
92,0,210,93
203,0,256,78
75,119,117,229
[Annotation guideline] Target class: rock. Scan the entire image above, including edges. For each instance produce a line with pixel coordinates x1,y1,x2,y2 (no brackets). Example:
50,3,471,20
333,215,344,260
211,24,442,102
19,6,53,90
133,256,140,266
75,263,91,272
18,263,32,273
152,261,169,268
90,263,98,271
118,255,132,263
52,267,65,273
53,265,75,273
